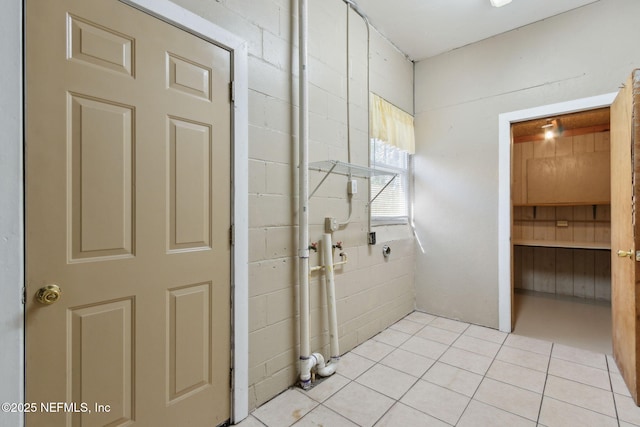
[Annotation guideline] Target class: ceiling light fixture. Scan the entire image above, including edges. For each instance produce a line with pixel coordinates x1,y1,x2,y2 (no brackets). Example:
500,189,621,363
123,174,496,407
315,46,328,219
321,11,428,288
542,121,554,140
542,119,564,141
490,0,512,7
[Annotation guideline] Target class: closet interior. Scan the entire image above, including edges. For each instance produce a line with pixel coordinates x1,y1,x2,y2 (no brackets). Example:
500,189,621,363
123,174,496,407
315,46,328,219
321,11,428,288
511,108,612,353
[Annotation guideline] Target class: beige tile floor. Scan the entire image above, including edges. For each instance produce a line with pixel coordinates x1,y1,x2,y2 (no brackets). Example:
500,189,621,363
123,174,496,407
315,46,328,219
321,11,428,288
238,311,640,427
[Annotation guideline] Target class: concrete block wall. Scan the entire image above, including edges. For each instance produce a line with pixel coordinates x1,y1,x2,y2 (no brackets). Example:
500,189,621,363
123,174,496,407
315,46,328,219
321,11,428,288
172,0,415,409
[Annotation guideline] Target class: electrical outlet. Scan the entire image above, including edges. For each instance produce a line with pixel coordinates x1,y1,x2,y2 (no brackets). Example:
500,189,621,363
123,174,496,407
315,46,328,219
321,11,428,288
325,217,339,232
348,179,357,195
368,232,376,245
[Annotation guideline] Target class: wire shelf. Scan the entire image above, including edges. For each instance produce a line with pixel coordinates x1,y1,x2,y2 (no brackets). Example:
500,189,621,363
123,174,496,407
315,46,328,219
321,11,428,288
308,160,397,205
308,160,396,178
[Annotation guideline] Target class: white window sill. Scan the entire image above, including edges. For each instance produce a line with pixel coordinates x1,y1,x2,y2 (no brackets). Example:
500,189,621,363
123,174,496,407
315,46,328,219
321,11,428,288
371,222,413,242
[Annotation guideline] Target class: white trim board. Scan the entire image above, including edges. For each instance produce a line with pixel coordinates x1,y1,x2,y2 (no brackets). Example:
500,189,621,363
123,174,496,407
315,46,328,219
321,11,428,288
0,1,24,427
497,92,617,333
1,1,249,424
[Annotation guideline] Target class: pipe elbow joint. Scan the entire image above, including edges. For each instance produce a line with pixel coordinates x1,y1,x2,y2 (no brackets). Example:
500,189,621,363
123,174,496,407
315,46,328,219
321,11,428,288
316,363,337,377
315,353,339,377
311,352,325,369
300,355,317,375
300,354,320,388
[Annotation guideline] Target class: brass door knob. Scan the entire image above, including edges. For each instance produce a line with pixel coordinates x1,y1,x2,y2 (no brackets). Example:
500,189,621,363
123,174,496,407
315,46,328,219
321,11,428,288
36,284,62,305
617,249,634,258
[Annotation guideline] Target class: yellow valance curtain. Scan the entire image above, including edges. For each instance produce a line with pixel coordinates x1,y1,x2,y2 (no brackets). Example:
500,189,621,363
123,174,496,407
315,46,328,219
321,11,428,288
369,93,415,155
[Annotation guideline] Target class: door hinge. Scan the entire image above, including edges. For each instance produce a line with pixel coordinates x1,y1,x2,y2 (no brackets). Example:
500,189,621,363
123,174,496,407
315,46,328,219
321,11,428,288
229,224,234,246
229,80,235,102
22,287,26,305
229,367,233,390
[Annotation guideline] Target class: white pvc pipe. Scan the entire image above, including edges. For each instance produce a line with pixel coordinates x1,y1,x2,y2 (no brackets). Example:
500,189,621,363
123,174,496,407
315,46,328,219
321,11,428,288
300,235,341,384
322,234,340,365
313,352,337,377
300,352,336,383
298,0,312,389
300,237,344,385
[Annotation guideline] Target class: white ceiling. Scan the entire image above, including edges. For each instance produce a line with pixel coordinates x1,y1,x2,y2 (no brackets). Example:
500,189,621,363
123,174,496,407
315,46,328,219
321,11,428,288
353,0,600,61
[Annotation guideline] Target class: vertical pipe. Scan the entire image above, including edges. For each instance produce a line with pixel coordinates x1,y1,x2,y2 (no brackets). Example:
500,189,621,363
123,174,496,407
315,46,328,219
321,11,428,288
345,3,351,165
298,0,311,388
341,1,371,233
322,234,340,362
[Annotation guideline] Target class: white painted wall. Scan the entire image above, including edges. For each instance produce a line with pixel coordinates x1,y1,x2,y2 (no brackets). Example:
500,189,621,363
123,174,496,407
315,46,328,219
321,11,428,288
370,28,413,114
0,1,23,426
413,0,640,327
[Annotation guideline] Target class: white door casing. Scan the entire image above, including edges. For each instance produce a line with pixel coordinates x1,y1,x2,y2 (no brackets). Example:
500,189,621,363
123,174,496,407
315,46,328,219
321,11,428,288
498,92,617,333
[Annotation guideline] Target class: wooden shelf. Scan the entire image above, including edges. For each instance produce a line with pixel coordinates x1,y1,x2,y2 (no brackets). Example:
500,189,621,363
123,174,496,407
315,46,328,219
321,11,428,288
513,239,611,250
513,202,610,207
513,219,611,224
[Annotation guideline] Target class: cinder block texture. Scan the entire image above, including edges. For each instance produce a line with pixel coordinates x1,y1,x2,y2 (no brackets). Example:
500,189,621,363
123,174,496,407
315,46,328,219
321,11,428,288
172,0,415,409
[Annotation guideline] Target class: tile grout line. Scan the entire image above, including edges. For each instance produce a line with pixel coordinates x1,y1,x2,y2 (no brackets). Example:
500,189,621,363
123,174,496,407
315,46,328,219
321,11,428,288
544,348,621,422
604,355,621,427
368,315,438,426
302,377,363,426
450,322,486,426
373,319,435,426
338,315,438,426
399,318,471,426
332,320,554,425
250,414,269,427
542,352,621,422
448,332,545,426
316,402,363,427
418,321,505,425
247,312,626,427
291,388,321,427
453,331,549,425
375,315,466,426
535,341,554,426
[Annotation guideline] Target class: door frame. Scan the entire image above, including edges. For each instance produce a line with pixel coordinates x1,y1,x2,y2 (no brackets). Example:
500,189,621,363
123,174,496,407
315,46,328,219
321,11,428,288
498,92,617,333
0,0,249,424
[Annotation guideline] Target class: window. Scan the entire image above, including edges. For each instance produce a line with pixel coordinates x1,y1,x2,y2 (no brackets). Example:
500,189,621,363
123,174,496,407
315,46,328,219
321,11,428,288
368,93,415,224
370,139,410,223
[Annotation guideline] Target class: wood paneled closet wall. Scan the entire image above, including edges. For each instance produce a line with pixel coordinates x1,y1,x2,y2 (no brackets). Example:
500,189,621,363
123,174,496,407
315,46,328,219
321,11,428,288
512,129,611,301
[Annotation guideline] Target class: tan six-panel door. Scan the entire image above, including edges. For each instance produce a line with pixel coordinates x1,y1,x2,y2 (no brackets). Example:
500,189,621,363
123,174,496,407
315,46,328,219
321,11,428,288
26,0,231,425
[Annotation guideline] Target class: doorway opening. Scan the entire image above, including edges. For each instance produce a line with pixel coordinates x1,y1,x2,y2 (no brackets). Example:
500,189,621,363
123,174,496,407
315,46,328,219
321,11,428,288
497,92,617,337
510,108,612,354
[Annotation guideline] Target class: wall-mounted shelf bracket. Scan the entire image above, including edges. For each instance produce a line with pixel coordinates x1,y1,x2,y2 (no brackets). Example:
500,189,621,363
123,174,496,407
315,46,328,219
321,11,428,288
308,160,397,205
